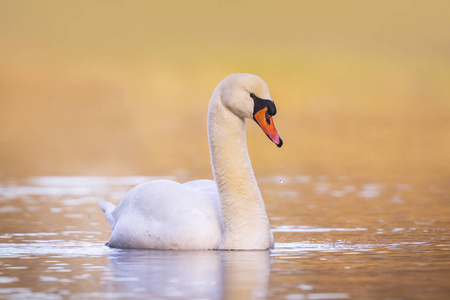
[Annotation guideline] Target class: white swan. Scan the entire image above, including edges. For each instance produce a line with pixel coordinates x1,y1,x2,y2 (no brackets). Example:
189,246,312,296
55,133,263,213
98,73,283,250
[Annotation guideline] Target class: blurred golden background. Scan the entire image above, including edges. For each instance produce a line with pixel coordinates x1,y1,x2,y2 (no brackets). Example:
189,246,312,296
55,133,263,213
1,0,449,181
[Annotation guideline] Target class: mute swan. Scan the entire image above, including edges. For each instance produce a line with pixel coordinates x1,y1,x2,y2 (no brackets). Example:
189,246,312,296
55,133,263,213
98,73,283,250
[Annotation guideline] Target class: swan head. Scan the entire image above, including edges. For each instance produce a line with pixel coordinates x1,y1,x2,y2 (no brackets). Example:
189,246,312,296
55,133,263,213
219,73,283,147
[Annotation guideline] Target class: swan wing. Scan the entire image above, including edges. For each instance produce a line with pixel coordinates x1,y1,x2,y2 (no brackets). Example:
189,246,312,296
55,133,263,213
105,180,222,249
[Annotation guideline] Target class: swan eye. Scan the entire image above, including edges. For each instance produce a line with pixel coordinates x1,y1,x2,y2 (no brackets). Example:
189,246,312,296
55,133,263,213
252,93,277,117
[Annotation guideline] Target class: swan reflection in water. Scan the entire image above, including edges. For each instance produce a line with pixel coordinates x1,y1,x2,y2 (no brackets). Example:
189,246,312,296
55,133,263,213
101,249,271,299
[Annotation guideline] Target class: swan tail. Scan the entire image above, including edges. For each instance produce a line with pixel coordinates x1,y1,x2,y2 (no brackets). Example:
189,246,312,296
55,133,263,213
98,199,116,230
98,199,115,213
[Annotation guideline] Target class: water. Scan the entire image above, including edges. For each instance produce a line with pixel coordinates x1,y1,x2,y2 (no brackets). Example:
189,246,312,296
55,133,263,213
0,176,449,299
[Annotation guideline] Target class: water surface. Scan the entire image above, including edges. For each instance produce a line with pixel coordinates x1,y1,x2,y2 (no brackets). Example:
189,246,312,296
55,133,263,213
0,176,448,299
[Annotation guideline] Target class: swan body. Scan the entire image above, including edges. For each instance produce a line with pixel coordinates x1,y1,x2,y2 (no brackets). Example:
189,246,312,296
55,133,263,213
99,73,282,250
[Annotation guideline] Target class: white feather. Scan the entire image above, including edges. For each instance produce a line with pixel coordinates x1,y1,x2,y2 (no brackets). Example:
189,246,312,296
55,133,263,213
99,73,277,250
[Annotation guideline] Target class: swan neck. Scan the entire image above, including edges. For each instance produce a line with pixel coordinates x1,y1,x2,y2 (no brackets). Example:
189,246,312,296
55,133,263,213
207,92,273,250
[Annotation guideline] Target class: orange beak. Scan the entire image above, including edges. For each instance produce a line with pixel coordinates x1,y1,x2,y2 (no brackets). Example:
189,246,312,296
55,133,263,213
254,107,283,147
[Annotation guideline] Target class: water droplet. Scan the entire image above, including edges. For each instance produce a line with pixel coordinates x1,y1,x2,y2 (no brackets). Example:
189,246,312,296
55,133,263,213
279,179,283,184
